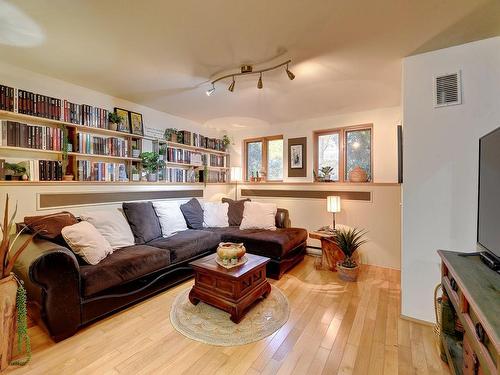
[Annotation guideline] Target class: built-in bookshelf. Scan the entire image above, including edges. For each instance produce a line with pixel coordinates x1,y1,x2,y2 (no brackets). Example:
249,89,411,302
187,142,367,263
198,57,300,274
0,107,230,184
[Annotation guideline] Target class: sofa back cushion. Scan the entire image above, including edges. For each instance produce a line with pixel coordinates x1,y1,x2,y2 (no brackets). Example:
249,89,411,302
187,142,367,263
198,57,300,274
240,201,277,230
24,211,78,243
79,209,135,249
61,221,113,265
179,198,204,229
152,201,188,237
221,198,250,226
122,202,162,244
203,202,229,228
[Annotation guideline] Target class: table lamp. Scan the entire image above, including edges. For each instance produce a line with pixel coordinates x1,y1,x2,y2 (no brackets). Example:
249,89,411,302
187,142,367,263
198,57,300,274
230,166,242,200
326,196,341,230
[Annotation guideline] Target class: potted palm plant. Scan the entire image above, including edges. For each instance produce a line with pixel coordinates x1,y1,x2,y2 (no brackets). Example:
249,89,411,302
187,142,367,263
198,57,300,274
333,227,368,282
0,195,36,370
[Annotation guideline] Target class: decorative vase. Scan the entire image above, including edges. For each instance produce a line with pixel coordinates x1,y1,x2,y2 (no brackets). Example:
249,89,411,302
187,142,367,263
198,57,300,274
109,122,118,131
216,242,246,260
336,261,360,282
348,166,368,183
0,275,18,371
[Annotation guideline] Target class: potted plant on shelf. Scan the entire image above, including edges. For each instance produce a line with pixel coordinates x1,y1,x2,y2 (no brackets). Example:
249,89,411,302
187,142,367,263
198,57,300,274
108,112,123,132
131,145,141,158
4,163,27,181
0,195,36,370
164,128,178,142
332,227,368,282
61,125,74,181
140,151,164,182
158,146,167,161
131,166,140,182
222,135,231,151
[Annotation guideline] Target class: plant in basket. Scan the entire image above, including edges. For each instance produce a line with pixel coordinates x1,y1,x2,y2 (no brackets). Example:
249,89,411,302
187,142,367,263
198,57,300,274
0,195,37,370
332,227,368,282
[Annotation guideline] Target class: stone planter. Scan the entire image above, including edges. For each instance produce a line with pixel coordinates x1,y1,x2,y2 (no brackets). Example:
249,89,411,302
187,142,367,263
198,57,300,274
336,261,360,282
0,275,17,371
147,173,157,182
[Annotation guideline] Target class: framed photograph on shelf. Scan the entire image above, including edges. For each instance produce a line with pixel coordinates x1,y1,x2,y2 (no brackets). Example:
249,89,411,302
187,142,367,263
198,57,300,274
114,108,130,133
129,111,144,136
288,137,307,177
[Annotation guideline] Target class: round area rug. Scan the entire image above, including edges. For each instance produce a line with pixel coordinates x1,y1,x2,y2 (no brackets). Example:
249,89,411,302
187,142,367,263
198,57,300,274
170,285,290,346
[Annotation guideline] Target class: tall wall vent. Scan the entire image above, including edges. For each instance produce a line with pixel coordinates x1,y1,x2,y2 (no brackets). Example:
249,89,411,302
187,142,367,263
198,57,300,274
434,71,461,108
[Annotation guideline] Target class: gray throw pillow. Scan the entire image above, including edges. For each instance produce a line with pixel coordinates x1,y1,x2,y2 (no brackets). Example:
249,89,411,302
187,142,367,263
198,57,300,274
222,198,251,226
122,202,162,244
180,198,204,229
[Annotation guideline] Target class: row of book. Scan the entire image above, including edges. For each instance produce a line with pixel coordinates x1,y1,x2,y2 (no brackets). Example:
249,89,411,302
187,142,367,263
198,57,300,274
165,147,202,165
17,89,62,120
171,130,226,152
0,85,15,111
205,170,227,183
0,121,64,150
77,160,128,182
209,154,225,167
77,133,128,157
162,168,197,183
64,103,109,128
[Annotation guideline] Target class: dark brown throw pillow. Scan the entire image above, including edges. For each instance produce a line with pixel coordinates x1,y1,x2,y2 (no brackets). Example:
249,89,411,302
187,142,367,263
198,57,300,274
180,198,204,229
24,211,78,240
222,198,251,226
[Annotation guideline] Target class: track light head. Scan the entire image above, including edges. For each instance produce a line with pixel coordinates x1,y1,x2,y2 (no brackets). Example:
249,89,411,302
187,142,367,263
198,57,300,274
228,77,235,92
286,64,295,80
206,84,215,96
257,73,263,89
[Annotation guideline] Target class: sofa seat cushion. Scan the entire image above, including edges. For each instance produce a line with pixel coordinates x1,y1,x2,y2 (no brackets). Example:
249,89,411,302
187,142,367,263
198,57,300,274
148,229,221,263
205,227,307,259
80,245,171,297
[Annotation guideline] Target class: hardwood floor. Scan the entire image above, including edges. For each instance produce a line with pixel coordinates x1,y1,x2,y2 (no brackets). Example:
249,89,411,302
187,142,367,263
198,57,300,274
6,256,450,375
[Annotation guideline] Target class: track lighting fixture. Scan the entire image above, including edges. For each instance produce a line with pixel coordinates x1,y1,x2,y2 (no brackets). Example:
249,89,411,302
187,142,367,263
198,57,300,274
228,77,235,92
206,59,294,95
286,64,295,80
206,84,215,96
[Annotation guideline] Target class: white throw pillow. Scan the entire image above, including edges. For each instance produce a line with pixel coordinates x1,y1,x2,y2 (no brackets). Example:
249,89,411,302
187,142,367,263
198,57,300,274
240,201,277,230
152,201,188,237
203,202,229,228
61,221,113,265
79,209,135,249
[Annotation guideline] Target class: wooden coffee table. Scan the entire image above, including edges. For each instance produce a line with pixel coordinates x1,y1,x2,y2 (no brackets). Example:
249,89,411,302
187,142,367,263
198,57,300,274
188,253,271,323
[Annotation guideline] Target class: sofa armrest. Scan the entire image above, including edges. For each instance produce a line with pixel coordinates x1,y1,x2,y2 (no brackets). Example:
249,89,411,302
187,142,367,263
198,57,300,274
276,208,291,228
13,234,82,341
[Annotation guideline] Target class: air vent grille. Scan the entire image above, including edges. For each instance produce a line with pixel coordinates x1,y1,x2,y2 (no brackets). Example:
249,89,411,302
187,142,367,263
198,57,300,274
434,71,461,107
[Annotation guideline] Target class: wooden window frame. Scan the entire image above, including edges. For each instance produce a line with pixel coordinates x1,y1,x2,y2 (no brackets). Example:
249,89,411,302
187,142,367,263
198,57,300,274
314,124,373,183
243,135,283,181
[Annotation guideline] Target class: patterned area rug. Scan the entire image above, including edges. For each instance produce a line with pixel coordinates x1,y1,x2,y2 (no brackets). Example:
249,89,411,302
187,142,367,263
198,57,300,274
170,285,290,346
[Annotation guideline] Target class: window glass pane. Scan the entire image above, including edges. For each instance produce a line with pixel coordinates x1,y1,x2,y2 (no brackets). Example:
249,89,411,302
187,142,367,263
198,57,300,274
267,139,283,180
246,141,262,180
318,133,339,181
345,129,371,181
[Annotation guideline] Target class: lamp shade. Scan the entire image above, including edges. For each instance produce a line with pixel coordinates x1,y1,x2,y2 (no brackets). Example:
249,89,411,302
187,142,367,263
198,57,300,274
230,166,242,182
327,196,341,213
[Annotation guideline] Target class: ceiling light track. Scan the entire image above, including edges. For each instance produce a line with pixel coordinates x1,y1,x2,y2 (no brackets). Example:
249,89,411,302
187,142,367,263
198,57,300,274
206,59,294,95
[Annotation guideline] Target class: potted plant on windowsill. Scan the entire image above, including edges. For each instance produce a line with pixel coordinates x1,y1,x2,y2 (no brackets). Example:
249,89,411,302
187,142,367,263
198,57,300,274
140,151,164,182
108,112,123,132
319,166,334,182
333,227,368,282
0,195,37,370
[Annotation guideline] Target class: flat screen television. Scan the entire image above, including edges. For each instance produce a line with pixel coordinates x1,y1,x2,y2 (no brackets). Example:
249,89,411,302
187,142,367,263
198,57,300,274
477,126,500,269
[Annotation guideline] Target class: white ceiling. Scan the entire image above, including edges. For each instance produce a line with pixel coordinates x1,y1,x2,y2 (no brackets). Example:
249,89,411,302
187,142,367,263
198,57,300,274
0,0,499,129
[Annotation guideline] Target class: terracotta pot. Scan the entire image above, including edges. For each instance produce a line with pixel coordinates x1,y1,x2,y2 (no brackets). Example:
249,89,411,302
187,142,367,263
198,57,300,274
217,242,246,260
348,166,368,182
336,261,360,282
0,275,17,371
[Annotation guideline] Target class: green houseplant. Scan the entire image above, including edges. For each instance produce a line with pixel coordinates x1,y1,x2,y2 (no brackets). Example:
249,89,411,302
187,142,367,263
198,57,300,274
4,163,26,181
222,134,231,151
0,195,37,369
332,227,368,281
140,152,164,182
108,112,123,132
164,128,178,142
60,125,74,181
319,166,334,182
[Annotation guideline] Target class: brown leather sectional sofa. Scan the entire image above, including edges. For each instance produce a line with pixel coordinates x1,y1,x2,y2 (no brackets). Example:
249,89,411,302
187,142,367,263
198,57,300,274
14,206,307,342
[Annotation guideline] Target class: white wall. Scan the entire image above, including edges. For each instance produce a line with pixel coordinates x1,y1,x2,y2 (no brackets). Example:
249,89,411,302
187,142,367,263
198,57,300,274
226,106,401,183
402,36,500,322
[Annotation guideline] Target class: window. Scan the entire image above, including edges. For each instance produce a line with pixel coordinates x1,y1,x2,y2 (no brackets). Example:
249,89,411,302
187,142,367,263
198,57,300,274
244,136,283,181
314,125,372,182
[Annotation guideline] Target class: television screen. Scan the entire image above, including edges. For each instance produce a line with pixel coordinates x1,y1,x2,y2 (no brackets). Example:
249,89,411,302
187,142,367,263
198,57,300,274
478,126,500,260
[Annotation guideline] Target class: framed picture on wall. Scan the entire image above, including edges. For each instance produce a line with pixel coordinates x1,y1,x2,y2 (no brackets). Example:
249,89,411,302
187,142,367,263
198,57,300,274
114,108,130,133
288,137,307,177
129,111,144,136
290,145,303,169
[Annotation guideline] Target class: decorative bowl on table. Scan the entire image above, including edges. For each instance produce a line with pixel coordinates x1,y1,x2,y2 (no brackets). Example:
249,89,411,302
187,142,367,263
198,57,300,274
216,242,246,269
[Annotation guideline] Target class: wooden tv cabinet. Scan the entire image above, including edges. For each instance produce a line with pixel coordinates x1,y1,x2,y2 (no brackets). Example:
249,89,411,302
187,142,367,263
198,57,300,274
438,250,500,375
